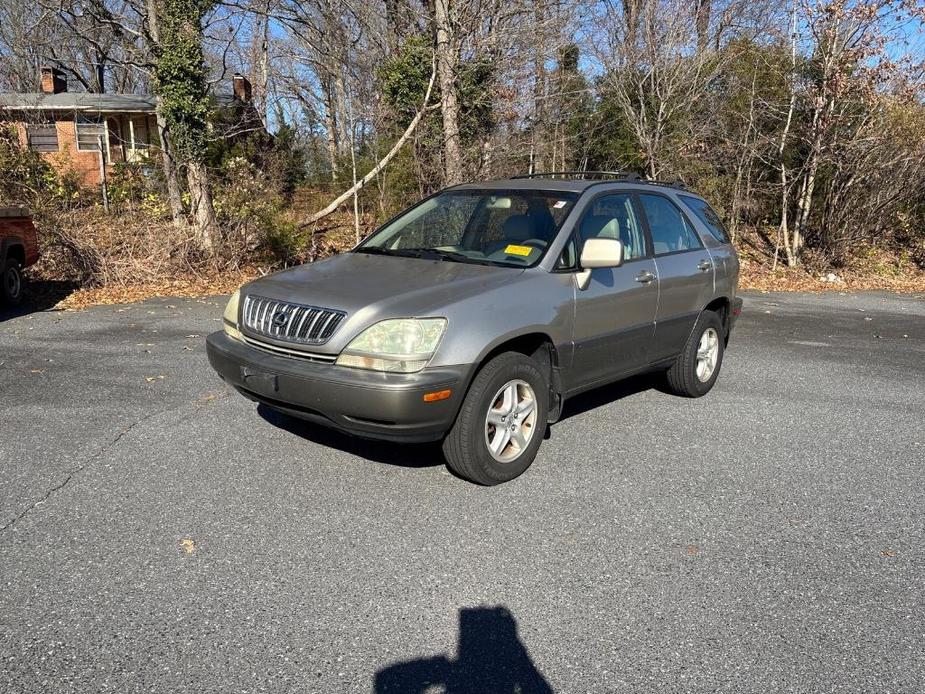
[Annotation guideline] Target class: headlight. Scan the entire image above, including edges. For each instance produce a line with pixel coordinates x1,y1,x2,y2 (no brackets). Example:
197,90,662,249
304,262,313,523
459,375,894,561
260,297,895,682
223,289,242,340
336,318,447,373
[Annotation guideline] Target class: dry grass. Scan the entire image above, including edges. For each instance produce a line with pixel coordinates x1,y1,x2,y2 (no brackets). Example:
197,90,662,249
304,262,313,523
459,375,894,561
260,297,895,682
31,205,361,310
739,261,925,293
52,270,260,310
736,226,925,293
29,207,277,309
34,209,210,285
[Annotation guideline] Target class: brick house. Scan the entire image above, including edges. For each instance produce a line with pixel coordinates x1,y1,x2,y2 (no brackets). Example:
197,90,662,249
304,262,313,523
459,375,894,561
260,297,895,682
0,67,255,187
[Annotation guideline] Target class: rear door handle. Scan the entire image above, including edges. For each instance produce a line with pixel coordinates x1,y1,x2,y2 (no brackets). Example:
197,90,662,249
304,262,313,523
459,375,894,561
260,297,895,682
698,260,712,272
635,271,656,284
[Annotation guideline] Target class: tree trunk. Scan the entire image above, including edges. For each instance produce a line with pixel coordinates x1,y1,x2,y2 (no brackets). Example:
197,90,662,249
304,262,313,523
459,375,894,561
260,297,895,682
317,3,349,175
254,0,271,127
777,0,798,267
623,0,641,49
333,71,351,156
186,161,219,254
793,157,818,261
792,94,827,263
434,0,462,185
155,108,186,225
322,80,340,181
695,0,711,52
532,0,546,173
145,0,185,224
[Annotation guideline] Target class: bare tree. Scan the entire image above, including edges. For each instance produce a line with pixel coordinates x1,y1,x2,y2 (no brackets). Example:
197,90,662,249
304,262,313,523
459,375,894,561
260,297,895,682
594,0,719,177
434,0,462,184
301,53,438,225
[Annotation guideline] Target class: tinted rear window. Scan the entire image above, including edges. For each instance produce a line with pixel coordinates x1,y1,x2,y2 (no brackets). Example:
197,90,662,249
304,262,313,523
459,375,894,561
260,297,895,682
638,194,702,254
680,195,729,243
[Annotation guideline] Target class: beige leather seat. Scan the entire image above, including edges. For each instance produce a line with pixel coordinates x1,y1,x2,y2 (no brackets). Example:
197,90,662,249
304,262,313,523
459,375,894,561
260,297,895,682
581,214,638,258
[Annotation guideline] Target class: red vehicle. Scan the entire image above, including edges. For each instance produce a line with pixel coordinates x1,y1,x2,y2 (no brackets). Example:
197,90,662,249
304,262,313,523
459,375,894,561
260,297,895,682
0,207,40,306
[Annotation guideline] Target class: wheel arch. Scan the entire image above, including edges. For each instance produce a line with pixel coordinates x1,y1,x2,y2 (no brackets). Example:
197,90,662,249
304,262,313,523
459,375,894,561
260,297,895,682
466,331,564,424
2,238,25,265
703,296,732,343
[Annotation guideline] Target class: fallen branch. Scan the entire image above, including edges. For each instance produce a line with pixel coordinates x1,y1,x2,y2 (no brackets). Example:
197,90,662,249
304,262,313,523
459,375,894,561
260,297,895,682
300,55,438,228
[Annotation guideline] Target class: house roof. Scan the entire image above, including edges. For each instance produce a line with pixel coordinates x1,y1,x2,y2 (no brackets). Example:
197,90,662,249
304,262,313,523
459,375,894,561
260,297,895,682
0,92,240,114
0,92,158,113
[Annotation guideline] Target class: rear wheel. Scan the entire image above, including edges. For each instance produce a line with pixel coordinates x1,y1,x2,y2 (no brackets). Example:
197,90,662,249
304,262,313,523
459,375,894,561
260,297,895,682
442,352,548,485
665,311,725,397
1,258,23,306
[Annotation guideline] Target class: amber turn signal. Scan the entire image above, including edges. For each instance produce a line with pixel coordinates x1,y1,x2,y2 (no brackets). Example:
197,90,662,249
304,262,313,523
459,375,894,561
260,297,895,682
423,389,452,402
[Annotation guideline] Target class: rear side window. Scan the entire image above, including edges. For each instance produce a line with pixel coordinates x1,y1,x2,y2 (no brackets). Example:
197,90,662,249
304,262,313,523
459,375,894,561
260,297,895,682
681,195,729,243
638,194,702,255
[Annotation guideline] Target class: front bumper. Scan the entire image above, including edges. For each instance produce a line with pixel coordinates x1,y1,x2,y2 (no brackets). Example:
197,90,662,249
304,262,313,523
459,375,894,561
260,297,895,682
206,331,470,442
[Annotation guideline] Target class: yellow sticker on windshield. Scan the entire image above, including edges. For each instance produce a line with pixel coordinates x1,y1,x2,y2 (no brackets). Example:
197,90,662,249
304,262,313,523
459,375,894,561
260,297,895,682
504,244,533,257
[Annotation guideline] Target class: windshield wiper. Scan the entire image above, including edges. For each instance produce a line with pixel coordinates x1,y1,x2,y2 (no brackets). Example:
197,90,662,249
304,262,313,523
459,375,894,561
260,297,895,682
355,246,506,267
391,247,498,266
353,246,440,259
353,246,397,256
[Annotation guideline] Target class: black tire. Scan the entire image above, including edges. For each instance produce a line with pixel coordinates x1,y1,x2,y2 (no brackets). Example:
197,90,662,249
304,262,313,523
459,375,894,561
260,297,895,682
665,310,725,398
1,258,23,306
442,351,549,485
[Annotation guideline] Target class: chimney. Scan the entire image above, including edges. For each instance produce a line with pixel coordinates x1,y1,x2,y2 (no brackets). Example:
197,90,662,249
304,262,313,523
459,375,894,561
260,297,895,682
40,67,67,94
232,73,252,102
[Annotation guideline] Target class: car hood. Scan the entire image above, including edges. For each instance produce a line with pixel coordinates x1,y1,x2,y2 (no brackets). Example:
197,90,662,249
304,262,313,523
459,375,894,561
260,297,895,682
243,252,523,324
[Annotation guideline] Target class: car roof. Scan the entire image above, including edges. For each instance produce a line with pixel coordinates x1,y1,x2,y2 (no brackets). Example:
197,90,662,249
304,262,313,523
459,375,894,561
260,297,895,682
454,178,594,193
452,174,704,199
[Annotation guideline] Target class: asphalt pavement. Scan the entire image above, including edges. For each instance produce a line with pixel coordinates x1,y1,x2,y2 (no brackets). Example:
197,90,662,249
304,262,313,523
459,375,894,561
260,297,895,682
1,290,923,693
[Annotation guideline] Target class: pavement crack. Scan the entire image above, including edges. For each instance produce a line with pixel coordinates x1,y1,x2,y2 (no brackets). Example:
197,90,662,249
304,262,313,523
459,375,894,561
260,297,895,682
0,390,229,535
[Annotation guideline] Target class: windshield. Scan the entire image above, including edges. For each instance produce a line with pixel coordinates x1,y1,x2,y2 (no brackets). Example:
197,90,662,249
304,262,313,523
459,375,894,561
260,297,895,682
355,189,579,267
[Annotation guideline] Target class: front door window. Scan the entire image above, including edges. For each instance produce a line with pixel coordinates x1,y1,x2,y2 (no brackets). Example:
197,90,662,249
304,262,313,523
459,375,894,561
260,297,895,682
576,193,648,261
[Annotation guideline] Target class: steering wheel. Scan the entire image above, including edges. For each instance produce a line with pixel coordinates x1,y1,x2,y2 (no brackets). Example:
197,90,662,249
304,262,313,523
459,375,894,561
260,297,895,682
521,238,548,250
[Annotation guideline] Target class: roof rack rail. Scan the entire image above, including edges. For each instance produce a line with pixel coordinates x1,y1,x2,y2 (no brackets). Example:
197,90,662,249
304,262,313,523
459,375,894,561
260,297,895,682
512,171,640,181
511,171,687,190
642,178,688,191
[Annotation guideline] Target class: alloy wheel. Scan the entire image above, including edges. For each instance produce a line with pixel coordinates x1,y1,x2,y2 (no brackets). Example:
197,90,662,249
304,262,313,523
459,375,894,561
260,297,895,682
696,327,719,382
484,379,538,463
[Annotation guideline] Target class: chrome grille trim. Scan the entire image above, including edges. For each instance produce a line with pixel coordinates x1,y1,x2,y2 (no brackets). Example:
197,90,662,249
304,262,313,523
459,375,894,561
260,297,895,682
241,334,338,362
241,294,347,345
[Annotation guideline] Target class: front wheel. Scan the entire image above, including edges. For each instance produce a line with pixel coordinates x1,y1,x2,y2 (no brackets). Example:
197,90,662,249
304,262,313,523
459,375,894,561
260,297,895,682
1,258,23,306
665,310,725,397
442,352,549,485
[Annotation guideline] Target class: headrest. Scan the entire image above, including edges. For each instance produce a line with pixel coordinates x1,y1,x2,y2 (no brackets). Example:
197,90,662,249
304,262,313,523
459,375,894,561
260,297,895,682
580,215,620,239
502,215,534,242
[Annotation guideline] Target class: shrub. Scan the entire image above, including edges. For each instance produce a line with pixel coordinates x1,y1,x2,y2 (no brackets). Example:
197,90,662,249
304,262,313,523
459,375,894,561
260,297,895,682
212,156,303,263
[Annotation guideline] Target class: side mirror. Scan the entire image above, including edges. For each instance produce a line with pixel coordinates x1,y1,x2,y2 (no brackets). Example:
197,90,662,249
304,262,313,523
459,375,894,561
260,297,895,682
576,238,623,290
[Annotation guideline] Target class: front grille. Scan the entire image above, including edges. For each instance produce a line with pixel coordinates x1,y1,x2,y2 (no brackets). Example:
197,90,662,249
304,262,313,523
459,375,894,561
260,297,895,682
241,294,346,345
241,334,337,363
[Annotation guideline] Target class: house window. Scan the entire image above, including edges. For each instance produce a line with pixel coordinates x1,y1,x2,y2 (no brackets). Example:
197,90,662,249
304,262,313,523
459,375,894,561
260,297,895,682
75,116,107,153
26,124,59,152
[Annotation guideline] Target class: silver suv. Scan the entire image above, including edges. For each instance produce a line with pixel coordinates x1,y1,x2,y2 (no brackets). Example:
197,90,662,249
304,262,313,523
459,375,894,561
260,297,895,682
207,173,741,485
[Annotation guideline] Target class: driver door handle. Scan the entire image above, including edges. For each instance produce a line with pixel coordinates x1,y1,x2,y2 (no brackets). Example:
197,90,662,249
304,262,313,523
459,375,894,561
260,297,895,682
635,271,656,284
698,259,713,272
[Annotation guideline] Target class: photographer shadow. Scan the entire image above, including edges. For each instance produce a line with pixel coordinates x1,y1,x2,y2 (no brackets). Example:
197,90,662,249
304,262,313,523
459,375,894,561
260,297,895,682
375,606,553,694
